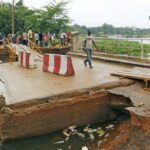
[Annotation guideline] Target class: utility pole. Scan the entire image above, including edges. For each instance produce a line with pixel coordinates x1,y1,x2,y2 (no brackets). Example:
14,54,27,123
12,0,15,34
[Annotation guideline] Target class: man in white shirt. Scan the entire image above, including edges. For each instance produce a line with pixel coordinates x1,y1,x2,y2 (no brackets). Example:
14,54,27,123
60,32,67,46
34,32,39,45
84,30,97,68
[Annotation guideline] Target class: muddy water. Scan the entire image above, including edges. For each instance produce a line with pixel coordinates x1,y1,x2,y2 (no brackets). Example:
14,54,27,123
0,118,127,150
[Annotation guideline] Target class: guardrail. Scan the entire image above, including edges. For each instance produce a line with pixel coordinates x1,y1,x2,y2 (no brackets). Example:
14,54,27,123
78,37,150,59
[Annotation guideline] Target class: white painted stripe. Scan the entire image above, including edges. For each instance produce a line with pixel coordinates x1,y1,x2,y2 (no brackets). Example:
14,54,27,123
15,44,20,55
29,53,37,68
59,55,67,75
23,52,26,67
48,54,55,73
18,51,21,65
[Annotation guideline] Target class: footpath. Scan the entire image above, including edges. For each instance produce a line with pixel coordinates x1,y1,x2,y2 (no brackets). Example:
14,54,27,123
69,51,150,68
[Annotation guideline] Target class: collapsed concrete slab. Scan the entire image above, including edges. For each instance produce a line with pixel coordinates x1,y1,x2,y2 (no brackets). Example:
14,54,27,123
0,56,135,142
0,81,133,142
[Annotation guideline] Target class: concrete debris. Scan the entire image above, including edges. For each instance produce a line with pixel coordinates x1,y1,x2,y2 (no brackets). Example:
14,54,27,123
68,145,72,149
97,127,102,130
63,125,85,142
65,136,69,142
77,132,85,139
104,133,110,138
63,125,77,137
89,133,95,141
54,140,65,145
68,125,77,130
63,130,70,137
60,124,114,148
84,127,97,134
105,124,114,130
71,130,85,140
82,146,88,150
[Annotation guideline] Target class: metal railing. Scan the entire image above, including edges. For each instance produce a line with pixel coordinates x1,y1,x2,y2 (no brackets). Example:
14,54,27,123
78,37,150,59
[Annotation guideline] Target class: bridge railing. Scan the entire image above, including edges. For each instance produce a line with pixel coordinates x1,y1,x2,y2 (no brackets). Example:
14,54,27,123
78,37,150,59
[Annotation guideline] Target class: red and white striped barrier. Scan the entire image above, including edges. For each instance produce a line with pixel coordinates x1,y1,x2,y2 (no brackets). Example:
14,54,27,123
43,54,74,76
18,51,37,69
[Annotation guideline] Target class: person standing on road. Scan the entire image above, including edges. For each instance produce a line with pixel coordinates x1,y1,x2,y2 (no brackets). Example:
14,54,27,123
39,32,43,47
60,32,67,46
22,32,28,46
84,30,97,68
34,32,39,45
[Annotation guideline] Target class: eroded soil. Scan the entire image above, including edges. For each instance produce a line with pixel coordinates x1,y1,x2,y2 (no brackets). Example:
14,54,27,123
100,82,150,150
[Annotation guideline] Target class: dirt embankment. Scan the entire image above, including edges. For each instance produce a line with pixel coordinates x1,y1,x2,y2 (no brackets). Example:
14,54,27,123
100,112,150,150
99,81,150,150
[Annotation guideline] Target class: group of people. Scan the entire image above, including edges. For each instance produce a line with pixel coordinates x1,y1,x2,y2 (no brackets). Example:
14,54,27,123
13,30,54,47
11,29,96,69
12,30,72,48
60,32,72,46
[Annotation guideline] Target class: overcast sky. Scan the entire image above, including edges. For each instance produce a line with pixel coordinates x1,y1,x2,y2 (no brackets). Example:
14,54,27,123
4,0,150,28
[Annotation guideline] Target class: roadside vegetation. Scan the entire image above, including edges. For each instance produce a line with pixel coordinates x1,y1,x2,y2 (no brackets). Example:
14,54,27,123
80,38,150,57
1,0,150,38
73,24,150,37
0,0,150,57
0,0,71,37
96,39,150,57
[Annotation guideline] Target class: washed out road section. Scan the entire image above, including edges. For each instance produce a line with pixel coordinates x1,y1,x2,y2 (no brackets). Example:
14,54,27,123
0,57,131,105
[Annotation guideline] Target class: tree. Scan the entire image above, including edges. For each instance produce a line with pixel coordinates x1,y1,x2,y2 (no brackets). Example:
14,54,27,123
0,0,71,35
40,0,71,34
16,0,23,6
0,2,12,36
101,23,114,35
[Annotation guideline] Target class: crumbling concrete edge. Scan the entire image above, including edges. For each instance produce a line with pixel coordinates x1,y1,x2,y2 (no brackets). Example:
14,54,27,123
0,77,6,109
8,78,134,108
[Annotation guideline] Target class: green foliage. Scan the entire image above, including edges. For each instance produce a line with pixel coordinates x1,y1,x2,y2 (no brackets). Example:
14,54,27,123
0,2,12,35
73,23,150,37
40,0,70,33
15,5,32,33
95,39,150,57
16,0,23,6
0,0,71,35
72,24,87,36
